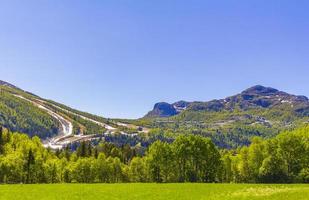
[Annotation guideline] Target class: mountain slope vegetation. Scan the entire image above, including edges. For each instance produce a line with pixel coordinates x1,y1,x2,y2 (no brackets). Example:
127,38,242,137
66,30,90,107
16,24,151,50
140,85,309,148
0,82,118,141
0,86,59,138
1,81,308,149
145,85,309,118
0,82,107,138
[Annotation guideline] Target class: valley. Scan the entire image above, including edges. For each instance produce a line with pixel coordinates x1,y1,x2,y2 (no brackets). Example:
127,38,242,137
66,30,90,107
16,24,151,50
1,1,308,198
0,80,308,186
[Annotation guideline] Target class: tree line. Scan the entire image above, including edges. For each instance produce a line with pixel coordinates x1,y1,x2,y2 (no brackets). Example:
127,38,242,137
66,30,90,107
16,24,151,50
0,126,308,184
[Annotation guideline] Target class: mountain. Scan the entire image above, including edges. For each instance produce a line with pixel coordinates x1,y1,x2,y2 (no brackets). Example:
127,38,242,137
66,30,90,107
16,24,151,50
145,85,309,118
1,81,308,149
142,85,309,148
145,101,191,118
0,80,145,149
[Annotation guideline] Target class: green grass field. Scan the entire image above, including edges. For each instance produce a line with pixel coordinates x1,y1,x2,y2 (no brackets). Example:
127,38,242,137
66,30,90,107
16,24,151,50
0,184,308,200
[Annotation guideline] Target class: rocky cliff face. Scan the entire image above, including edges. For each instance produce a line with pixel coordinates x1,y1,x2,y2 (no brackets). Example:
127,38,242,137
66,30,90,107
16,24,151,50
145,102,178,118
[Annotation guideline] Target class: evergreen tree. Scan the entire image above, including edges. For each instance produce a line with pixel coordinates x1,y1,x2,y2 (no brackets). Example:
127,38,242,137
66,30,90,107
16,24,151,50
0,126,3,154
25,149,36,183
77,141,87,157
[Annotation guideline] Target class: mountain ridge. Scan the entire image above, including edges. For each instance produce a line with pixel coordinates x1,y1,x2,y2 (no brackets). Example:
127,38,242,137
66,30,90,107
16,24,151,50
1,80,308,149
0,80,148,149
144,85,309,118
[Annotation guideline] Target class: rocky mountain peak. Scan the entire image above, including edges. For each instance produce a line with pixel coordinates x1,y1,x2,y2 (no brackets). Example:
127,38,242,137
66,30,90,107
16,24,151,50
241,85,279,95
144,85,309,118
144,102,178,118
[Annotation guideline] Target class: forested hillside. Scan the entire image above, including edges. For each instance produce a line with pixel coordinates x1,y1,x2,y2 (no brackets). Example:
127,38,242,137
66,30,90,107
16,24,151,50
140,85,309,148
0,83,110,137
0,81,139,148
0,126,308,184
0,88,59,138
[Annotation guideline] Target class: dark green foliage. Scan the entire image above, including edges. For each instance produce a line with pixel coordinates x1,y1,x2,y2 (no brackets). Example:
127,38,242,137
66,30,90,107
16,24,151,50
0,88,59,138
77,141,87,157
0,85,109,139
0,127,3,154
25,149,36,183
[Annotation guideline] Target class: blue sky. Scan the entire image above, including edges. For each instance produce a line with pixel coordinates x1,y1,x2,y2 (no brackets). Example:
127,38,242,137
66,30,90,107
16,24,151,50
0,0,308,119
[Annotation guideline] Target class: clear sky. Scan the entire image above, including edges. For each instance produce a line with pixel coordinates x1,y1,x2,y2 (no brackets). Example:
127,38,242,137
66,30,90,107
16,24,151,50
0,0,308,119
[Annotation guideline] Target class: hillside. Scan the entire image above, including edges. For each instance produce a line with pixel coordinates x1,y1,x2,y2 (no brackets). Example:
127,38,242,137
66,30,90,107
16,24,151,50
1,81,308,149
142,85,309,148
0,81,146,149
145,85,309,118
0,82,59,138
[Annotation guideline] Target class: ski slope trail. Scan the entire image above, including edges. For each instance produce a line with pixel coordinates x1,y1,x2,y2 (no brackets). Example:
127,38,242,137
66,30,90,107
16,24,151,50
13,95,74,149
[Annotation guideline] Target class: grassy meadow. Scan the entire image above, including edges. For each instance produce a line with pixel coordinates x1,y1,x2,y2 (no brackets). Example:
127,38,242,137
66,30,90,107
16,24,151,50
0,184,307,200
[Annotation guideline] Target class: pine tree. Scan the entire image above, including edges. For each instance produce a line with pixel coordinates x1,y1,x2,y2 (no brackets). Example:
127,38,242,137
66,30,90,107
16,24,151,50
0,126,3,154
94,148,99,159
25,149,36,183
87,142,92,157
77,141,87,157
